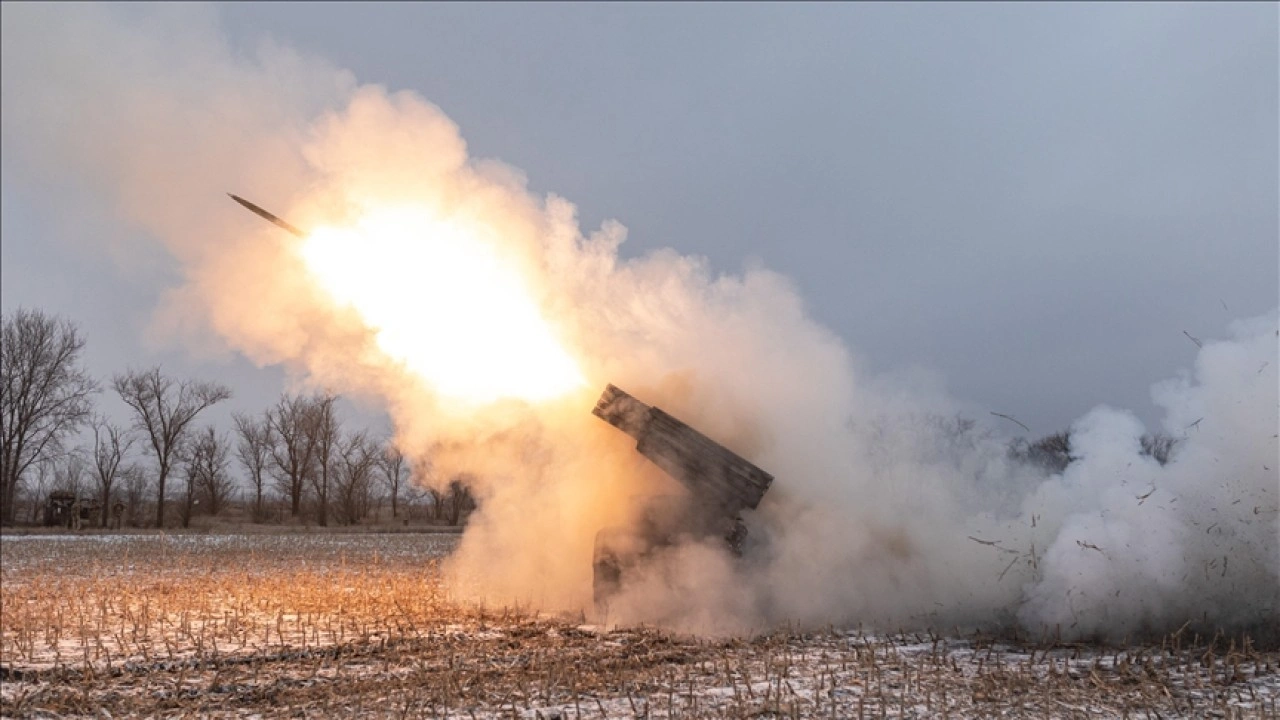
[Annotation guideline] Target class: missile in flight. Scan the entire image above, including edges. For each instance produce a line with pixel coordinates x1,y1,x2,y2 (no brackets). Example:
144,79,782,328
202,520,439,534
228,193,305,238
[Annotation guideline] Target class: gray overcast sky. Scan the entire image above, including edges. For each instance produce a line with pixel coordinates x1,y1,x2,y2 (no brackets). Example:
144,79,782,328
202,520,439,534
2,2,1277,436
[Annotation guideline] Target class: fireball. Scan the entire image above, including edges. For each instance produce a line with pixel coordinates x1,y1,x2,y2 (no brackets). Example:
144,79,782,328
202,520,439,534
296,205,585,406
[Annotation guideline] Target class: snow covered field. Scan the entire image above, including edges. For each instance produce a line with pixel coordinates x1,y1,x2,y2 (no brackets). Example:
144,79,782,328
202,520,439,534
2,533,1276,718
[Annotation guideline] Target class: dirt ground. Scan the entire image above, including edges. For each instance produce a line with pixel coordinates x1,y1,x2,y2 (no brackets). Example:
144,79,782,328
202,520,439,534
2,533,1276,718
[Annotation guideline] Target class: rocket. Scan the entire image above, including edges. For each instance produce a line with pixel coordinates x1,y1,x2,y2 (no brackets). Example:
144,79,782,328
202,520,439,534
228,193,305,238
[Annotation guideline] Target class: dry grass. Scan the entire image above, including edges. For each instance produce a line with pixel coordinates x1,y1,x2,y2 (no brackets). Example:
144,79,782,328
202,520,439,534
2,534,1276,718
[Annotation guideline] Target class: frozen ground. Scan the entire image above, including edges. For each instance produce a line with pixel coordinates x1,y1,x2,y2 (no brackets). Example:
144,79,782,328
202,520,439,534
2,533,1276,718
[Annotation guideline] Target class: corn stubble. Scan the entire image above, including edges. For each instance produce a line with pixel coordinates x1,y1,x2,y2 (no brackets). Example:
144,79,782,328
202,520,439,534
1,535,1276,718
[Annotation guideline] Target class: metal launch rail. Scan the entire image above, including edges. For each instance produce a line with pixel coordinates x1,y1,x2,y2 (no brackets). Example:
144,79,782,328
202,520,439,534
590,384,775,608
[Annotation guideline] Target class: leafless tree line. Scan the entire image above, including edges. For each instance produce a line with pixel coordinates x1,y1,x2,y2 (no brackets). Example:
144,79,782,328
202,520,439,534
243,390,423,527
1008,428,1178,474
1,308,472,529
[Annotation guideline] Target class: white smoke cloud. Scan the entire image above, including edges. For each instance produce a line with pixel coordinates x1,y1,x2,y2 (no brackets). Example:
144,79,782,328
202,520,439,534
3,3,1275,642
1019,314,1279,638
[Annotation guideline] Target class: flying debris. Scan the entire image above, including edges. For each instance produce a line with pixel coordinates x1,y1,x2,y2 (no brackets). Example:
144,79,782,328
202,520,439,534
228,193,305,237
591,384,775,610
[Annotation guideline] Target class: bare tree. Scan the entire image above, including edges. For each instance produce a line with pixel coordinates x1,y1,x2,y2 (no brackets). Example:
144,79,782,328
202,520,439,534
178,443,200,529
1010,430,1073,474
90,416,135,527
308,393,340,527
112,367,231,527
177,429,230,529
334,430,377,525
396,482,426,522
233,411,272,522
190,426,232,518
51,452,90,528
54,452,89,497
0,308,99,524
121,464,149,527
377,442,408,520
408,456,444,521
1140,432,1178,466
444,474,476,526
267,393,320,518
24,458,54,524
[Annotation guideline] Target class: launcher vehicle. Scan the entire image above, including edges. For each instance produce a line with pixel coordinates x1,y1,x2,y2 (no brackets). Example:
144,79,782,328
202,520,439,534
590,384,774,609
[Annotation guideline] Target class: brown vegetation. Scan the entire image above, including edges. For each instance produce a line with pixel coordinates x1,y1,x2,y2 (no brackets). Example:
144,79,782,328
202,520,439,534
2,535,1275,719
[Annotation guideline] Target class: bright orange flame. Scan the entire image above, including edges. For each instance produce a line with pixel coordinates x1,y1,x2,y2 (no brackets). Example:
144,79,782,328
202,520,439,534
297,206,585,406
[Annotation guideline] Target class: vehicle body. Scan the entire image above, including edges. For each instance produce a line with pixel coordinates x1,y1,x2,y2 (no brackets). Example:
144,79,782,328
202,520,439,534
590,384,774,608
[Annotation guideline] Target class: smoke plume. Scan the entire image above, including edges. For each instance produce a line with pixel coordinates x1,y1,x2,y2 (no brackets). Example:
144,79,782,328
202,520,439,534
3,4,1276,641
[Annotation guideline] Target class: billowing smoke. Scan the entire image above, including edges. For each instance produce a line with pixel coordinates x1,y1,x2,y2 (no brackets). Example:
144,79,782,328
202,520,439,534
3,4,1276,641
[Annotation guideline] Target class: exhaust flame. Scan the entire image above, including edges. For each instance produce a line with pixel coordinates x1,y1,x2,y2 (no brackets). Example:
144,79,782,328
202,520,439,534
296,205,586,406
